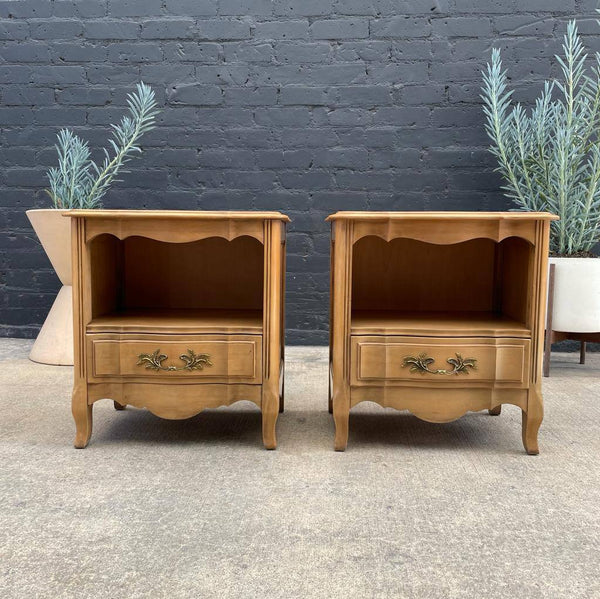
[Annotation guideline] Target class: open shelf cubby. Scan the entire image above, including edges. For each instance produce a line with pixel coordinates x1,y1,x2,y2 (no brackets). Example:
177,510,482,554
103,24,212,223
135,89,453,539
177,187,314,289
87,234,264,334
350,236,532,337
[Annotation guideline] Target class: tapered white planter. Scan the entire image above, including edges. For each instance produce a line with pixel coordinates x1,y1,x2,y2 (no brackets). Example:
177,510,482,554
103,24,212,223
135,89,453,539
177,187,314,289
26,209,73,365
548,256,600,333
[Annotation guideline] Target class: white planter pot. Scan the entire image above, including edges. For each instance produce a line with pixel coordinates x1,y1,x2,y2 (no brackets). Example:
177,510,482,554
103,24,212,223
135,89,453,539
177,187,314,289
549,256,600,333
26,209,73,365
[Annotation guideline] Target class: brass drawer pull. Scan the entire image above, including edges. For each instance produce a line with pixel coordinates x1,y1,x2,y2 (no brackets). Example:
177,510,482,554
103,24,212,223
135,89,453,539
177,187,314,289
137,349,212,372
403,353,477,376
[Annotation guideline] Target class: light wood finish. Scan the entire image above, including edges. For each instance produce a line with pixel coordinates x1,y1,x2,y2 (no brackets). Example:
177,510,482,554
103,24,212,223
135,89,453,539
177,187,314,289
329,211,556,453
71,215,91,449
327,212,557,221
543,263,600,376
88,334,262,383
351,386,527,423
87,383,262,419
330,216,353,450
69,209,290,221
71,210,289,245
351,311,530,338
68,210,287,449
87,235,264,317
351,336,530,387
352,237,497,312
261,218,284,449
121,236,264,310
327,210,556,246
87,309,263,334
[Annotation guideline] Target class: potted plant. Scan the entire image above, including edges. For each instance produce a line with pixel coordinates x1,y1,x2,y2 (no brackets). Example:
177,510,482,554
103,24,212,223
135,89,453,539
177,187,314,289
27,82,159,365
482,19,600,334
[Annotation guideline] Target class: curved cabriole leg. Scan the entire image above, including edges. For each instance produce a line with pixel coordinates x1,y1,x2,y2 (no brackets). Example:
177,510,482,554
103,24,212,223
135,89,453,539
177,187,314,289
262,387,279,450
489,405,502,416
333,388,350,451
114,401,126,411
72,384,92,449
333,408,349,451
522,389,543,455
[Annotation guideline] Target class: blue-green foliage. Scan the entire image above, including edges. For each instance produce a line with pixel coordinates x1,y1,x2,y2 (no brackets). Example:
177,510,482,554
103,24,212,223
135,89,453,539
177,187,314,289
46,82,159,209
482,20,600,255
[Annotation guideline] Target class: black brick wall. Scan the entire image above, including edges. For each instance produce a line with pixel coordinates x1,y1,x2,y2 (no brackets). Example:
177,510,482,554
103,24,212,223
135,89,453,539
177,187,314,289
1,0,598,344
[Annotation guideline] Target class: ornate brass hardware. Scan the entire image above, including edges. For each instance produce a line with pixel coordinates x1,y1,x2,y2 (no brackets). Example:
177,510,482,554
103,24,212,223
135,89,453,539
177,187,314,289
402,353,477,376
137,349,212,372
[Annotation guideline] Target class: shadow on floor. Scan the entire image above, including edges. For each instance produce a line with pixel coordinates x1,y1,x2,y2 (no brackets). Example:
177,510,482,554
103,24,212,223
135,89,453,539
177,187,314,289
346,407,525,454
91,401,264,448
91,399,525,454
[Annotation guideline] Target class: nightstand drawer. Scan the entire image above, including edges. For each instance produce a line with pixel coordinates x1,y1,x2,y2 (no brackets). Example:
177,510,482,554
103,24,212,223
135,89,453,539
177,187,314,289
87,334,262,384
351,336,530,387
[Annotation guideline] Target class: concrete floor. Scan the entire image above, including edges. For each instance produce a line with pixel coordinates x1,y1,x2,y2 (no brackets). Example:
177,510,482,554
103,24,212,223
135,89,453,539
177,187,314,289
1,338,599,599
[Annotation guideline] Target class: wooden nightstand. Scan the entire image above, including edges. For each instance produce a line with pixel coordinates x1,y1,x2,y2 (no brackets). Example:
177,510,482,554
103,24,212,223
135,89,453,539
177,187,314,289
68,210,288,449
327,211,557,453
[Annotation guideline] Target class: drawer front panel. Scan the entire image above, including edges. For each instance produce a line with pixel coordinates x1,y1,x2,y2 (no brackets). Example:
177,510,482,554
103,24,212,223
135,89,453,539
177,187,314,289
352,336,530,387
88,334,262,383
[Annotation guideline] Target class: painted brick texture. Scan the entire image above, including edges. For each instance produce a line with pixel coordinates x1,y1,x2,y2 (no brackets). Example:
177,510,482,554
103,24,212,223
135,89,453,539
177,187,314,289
1,1,598,343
